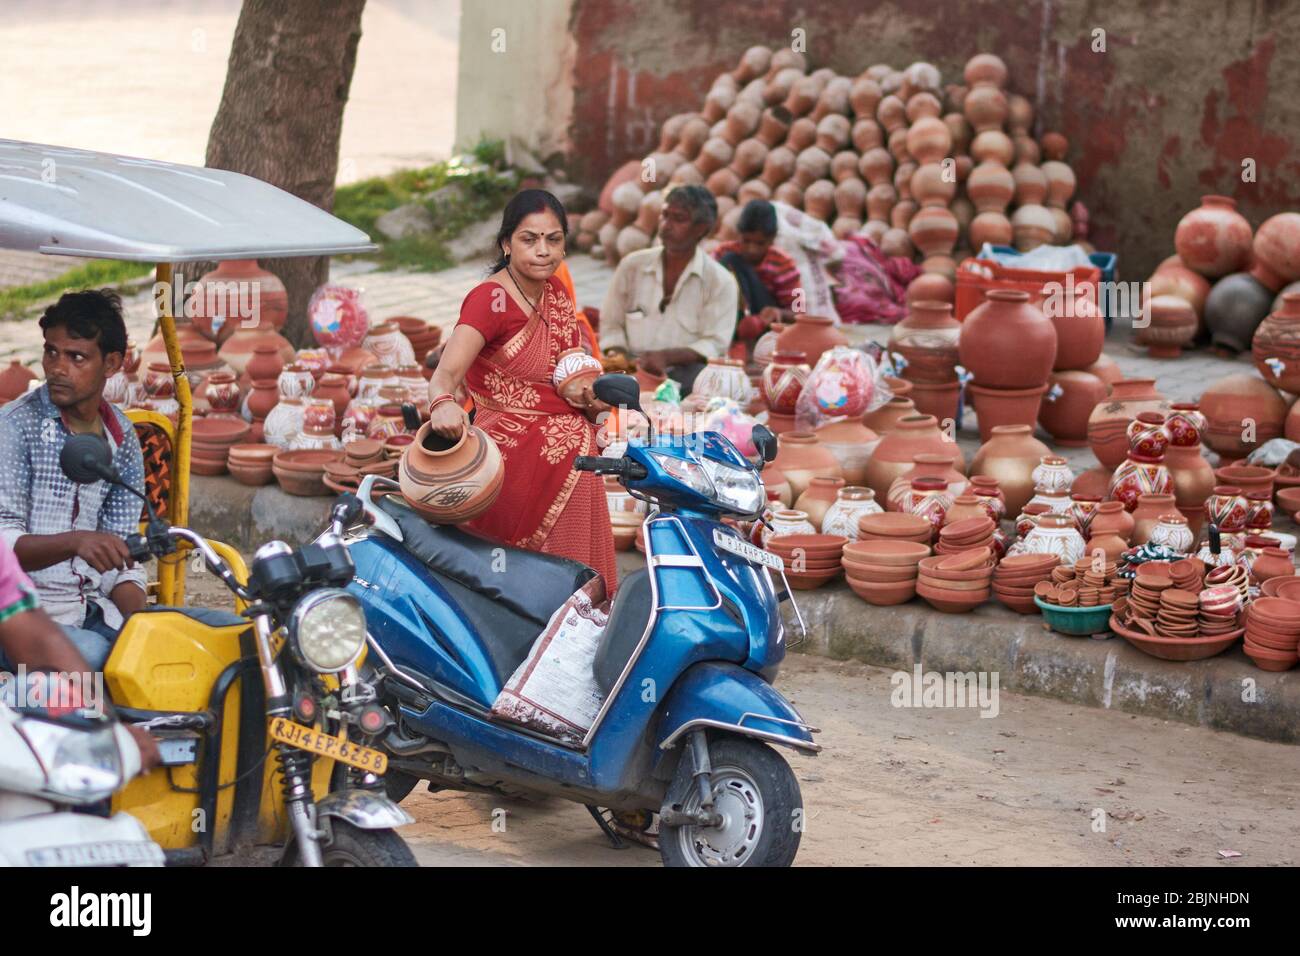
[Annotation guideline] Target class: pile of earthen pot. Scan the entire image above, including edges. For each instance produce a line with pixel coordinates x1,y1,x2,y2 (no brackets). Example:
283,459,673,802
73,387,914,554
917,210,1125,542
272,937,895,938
579,47,1088,297
1137,196,1300,358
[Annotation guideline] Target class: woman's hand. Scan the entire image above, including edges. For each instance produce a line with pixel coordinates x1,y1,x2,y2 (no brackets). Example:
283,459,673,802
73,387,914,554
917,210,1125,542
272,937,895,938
427,400,465,439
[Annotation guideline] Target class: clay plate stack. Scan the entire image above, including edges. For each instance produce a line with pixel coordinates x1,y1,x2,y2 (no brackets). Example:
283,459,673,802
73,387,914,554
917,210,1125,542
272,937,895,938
1243,596,1300,671
323,460,362,494
991,552,1059,613
858,512,932,546
935,516,996,556
272,449,345,497
1153,588,1199,638
1204,562,1249,603
192,417,251,476
1198,585,1243,637
767,533,847,590
916,548,993,613
346,436,398,481
841,539,930,605
226,443,277,487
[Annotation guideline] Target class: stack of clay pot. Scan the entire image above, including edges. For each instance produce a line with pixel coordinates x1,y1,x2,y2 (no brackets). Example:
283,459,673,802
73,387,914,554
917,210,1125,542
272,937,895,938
595,48,1086,300
887,299,961,420
959,288,1057,439
1145,195,1300,355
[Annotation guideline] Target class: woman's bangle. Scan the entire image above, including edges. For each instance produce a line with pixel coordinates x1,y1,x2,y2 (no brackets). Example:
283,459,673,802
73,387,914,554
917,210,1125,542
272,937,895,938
428,393,457,416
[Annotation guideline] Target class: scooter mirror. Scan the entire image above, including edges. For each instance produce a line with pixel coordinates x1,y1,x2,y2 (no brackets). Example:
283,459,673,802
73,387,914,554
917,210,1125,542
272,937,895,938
592,373,642,413
750,424,778,464
60,433,120,485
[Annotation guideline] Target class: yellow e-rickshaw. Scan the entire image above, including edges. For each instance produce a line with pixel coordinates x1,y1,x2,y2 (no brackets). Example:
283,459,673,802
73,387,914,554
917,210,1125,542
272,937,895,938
0,140,415,865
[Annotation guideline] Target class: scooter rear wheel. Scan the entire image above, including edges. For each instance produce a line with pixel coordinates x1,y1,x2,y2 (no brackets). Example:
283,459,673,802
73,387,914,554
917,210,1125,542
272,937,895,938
658,736,803,868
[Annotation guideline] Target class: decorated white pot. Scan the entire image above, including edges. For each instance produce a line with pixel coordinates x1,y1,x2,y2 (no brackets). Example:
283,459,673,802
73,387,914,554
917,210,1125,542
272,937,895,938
1019,512,1086,565
821,486,884,539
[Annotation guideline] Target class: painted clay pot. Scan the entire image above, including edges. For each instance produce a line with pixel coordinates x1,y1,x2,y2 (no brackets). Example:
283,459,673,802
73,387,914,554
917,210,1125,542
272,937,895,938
888,453,967,510
1165,403,1207,448
1205,272,1274,353
968,475,1007,522
862,414,960,501
889,300,960,383
958,289,1057,389
1199,373,1287,457
967,383,1048,443
775,314,848,367
1248,212,1300,291
1067,493,1104,537
399,410,505,524
1136,294,1197,358
969,424,1051,516
760,350,810,413
968,212,1012,249
761,510,818,548
1130,494,1181,546
1020,513,1086,566
821,486,884,539
1089,500,1135,544
1251,292,1300,393
1175,196,1253,278
794,476,847,530
1149,264,1212,328
898,477,954,542
1085,379,1169,471
1037,369,1107,447
202,372,241,417
313,374,352,430
1109,413,1174,512
862,396,916,435
693,358,754,404
813,418,881,486
1205,485,1250,534
771,432,843,499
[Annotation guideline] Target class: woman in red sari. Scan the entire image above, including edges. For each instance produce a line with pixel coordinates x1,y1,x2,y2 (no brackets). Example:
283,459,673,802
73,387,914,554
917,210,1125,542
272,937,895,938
425,190,618,591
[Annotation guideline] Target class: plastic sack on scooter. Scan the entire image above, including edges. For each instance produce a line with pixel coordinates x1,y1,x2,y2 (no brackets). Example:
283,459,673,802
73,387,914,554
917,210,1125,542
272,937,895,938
490,576,612,746
793,345,892,432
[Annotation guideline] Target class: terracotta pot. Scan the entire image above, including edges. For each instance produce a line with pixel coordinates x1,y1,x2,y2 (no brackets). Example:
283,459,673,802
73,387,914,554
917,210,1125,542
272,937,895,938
189,259,288,344
1214,464,1274,500
898,477,954,540
959,289,1057,389
908,207,958,258
967,383,1048,443
246,380,279,421
1071,465,1113,500
1251,292,1300,393
1251,547,1294,584
1165,443,1215,538
969,424,1052,516
1084,353,1123,389
906,273,954,305
1109,444,1174,514
0,361,36,402
313,374,352,431
968,475,1007,522
1045,287,1104,371
775,314,848,366
966,161,1014,213
803,180,835,221
862,414,960,501
889,300,960,383
1010,203,1056,251
1205,273,1274,352
759,350,809,413
1085,379,1170,471
968,212,1012,249
1136,294,1197,358
820,486,883,539
1199,373,1287,457
888,452,967,510
1249,212,1300,291
907,379,961,423
1085,531,1128,562
772,432,843,499
813,418,880,486
398,411,505,523
963,83,1007,132
1149,265,1212,329
1038,369,1106,447
1131,494,1180,546
862,396,916,434
794,476,846,530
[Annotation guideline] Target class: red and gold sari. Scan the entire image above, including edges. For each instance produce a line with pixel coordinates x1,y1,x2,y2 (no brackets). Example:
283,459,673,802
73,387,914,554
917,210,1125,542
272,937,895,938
457,275,618,591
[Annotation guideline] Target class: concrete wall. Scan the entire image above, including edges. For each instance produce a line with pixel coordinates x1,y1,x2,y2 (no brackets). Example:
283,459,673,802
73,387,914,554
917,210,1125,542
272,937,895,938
455,0,575,162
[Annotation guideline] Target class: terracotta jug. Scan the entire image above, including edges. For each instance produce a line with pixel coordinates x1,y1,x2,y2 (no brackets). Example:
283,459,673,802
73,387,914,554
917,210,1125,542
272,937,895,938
794,476,846,529
247,380,280,421
1131,493,1181,546
1038,369,1107,446
1085,379,1169,471
813,417,880,486
771,432,843,499
1174,195,1253,279
958,289,1057,389
969,424,1051,516
862,414,961,501
1250,547,1294,584
888,300,960,383
775,314,848,366
399,409,505,524
246,341,286,383
1087,499,1134,543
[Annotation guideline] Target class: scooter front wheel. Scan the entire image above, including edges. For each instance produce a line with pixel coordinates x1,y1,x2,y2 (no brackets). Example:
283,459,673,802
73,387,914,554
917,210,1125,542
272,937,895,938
308,821,418,867
658,736,803,868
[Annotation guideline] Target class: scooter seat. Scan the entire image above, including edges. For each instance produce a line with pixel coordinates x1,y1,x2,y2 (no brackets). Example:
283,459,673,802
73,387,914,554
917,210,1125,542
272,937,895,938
376,495,598,629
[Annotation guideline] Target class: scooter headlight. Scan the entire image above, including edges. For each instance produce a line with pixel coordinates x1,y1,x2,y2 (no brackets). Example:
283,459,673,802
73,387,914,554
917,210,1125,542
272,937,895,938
19,717,123,802
290,589,368,673
700,458,765,516
648,451,715,497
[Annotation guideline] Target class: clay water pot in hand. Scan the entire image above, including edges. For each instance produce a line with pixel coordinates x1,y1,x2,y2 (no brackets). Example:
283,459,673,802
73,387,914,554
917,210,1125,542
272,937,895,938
1085,379,1169,471
399,410,505,524
969,424,1052,516
958,289,1057,389
1174,195,1253,279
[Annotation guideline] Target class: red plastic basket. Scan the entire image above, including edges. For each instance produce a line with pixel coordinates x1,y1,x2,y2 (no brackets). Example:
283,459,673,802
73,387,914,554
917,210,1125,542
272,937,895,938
954,257,1102,322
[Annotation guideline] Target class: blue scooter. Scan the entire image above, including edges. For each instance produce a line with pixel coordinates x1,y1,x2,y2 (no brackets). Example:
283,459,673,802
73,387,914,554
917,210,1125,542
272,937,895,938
339,375,819,866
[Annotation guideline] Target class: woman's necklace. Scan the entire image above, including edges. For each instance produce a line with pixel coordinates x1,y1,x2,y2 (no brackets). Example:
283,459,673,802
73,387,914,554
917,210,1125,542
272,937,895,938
505,265,542,318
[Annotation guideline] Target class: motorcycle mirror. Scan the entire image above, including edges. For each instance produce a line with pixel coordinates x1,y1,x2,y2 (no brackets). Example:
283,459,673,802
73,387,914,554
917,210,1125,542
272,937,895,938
592,373,641,413
60,433,120,485
750,424,778,464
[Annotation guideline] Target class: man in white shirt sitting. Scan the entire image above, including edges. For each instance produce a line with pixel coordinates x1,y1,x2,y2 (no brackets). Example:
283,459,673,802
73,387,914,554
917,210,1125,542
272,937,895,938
599,185,739,394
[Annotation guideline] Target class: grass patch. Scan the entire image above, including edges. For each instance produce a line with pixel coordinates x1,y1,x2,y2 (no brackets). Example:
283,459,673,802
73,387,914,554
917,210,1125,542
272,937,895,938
332,138,518,272
0,259,154,320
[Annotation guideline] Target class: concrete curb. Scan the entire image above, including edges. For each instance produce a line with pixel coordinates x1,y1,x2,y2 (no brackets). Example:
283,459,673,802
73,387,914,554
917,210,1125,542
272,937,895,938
185,476,1299,744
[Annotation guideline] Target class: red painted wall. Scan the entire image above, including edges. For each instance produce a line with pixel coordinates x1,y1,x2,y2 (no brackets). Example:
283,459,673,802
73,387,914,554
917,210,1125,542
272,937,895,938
568,0,1300,278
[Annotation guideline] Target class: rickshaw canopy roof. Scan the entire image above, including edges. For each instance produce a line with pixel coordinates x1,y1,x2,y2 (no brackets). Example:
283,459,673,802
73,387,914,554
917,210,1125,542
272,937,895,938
0,139,376,262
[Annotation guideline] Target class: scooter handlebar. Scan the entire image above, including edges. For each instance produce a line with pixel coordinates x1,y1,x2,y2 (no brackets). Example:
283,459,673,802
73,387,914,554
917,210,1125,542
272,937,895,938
573,456,647,480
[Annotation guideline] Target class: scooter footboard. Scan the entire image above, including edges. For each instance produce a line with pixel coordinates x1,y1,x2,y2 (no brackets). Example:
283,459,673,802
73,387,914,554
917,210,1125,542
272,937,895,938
654,662,821,757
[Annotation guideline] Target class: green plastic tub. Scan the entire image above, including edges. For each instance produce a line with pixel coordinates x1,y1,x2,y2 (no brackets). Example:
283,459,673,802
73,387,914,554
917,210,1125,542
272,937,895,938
1034,597,1115,636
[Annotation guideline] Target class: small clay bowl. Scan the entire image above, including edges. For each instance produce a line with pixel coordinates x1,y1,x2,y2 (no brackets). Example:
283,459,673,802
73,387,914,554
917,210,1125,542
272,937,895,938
1246,597,1300,628
228,460,274,487
229,442,279,463
916,580,989,613
846,578,916,606
845,564,918,584
843,540,930,566
858,513,932,538
936,547,992,572
1274,486,1300,519
999,553,1061,572
939,517,995,540
917,556,994,582
917,572,990,592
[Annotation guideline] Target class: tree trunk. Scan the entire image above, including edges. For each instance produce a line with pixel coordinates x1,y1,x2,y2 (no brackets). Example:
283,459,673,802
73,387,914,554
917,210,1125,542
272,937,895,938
205,0,366,347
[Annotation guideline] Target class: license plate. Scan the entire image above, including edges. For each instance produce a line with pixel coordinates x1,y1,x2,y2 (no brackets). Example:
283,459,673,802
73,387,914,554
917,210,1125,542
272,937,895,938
713,528,784,571
26,841,164,867
268,717,388,775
